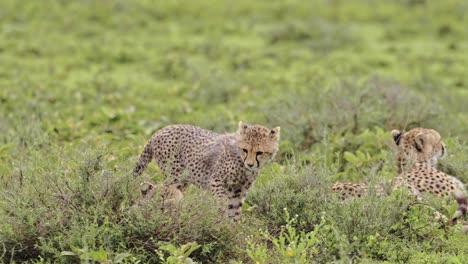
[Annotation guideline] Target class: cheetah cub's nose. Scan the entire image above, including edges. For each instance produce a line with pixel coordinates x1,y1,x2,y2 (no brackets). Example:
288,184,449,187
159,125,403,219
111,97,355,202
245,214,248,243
247,163,254,168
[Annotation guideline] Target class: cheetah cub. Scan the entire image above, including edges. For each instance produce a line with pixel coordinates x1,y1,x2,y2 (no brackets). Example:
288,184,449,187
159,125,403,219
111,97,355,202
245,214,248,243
133,122,280,221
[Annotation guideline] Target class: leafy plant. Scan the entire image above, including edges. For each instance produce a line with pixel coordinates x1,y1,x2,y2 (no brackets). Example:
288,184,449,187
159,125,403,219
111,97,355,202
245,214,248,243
156,242,200,264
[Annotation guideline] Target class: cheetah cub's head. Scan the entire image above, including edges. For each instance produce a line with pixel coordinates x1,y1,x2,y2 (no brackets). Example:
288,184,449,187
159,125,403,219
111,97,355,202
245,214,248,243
237,121,280,171
392,128,446,167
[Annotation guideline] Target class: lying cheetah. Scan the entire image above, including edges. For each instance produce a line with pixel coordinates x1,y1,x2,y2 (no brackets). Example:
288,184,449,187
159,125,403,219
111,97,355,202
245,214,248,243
331,182,384,198
139,181,184,205
130,181,184,221
331,128,466,223
133,122,280,221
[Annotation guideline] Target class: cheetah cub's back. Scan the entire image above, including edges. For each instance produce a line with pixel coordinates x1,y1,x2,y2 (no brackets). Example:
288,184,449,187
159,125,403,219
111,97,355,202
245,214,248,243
133,121,280,221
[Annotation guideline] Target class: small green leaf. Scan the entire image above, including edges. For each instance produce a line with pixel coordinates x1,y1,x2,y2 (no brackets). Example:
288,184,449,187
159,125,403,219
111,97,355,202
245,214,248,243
114,253,132,263
344,152,358,164
88,248,108,262
60,251,77,256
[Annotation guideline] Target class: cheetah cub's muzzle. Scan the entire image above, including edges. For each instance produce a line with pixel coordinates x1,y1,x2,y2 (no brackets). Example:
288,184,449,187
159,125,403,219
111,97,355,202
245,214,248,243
237,121,280,171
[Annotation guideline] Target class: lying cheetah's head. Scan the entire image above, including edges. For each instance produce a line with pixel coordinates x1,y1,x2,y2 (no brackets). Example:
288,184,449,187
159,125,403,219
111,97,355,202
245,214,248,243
392,128,446,168
140,181,155,199
237,121,280,171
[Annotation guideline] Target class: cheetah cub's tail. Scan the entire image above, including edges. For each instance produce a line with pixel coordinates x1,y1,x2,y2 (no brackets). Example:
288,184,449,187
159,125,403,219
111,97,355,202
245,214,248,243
133,140,153,178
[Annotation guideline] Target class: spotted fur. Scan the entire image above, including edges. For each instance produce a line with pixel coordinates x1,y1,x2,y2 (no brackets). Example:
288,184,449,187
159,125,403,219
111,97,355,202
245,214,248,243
331,128,466,224
139,181,184,205
331,182,384,199
391,128,455,197
133,122,280,221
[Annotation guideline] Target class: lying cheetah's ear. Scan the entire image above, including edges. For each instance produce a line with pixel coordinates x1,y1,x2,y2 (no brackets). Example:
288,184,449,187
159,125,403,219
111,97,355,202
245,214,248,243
414,132,425,152
270,127,280,140
391,129,402,145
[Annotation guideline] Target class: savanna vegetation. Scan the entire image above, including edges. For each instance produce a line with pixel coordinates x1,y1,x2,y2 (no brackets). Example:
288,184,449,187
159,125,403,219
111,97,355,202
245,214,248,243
1,0,467,263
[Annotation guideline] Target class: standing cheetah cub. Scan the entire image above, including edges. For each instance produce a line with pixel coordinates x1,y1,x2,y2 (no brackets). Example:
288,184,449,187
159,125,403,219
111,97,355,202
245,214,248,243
133,122,280,221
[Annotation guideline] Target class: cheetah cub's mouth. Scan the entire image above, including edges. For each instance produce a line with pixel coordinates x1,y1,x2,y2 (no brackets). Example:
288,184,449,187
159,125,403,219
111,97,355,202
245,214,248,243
237,121,280,171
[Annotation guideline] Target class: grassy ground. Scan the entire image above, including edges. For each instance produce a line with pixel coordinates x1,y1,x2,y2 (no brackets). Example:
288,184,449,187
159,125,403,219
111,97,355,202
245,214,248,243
1,0,467,263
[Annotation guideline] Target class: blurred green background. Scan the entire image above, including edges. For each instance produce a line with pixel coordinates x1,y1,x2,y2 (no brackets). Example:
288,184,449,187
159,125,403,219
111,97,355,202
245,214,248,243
0,0,467,263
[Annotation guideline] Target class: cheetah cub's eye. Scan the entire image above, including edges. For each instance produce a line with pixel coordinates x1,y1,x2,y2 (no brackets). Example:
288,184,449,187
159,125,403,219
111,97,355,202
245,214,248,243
256,151,264,155
242,148,248,153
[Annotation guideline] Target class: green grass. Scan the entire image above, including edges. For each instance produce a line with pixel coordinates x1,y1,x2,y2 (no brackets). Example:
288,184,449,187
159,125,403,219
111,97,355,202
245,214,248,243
0,0,467,263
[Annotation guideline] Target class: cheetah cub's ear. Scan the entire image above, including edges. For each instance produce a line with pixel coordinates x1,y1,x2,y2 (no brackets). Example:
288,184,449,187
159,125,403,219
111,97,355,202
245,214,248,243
391,129,402,145
238,121,247,130
270,126,280,140
238,121,248,135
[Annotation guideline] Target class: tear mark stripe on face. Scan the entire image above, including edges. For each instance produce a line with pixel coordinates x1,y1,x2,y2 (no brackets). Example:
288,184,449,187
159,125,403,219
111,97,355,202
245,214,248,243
241,148,248,164
255,151,264,168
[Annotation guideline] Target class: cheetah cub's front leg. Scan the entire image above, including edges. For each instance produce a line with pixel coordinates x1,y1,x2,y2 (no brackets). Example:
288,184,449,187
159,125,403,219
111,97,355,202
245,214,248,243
227,187,245,221
210,182,249,222
228,186,251,222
